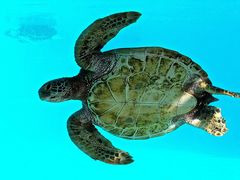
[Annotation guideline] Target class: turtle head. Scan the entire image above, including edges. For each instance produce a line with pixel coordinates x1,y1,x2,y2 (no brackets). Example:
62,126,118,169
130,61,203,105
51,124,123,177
38,78,73,102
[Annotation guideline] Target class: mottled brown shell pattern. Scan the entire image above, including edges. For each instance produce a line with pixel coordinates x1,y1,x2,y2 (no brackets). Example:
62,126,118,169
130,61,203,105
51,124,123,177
88,48,209,139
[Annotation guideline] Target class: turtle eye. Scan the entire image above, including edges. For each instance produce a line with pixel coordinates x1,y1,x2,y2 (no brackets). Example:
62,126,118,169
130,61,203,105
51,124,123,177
46,84,51,90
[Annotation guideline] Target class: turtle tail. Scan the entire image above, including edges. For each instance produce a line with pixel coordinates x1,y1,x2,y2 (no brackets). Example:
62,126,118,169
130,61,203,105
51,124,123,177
203,83,240,98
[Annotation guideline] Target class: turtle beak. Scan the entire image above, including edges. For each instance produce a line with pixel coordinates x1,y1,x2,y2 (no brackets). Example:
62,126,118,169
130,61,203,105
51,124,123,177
38,85,51,101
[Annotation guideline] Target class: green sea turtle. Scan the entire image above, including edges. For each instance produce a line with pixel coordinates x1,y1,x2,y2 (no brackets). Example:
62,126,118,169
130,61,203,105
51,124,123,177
38,12,240,165
5,14,57,42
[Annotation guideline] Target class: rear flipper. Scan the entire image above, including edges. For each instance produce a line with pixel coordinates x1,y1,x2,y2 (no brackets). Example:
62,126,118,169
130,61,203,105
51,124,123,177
185,106,228,136
67,109,133,164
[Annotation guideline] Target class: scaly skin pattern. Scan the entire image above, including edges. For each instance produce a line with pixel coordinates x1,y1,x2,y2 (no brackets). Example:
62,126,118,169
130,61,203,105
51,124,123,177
74,12,141,71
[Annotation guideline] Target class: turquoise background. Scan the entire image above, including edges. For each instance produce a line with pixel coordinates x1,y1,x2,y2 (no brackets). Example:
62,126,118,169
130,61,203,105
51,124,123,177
1,0,240,179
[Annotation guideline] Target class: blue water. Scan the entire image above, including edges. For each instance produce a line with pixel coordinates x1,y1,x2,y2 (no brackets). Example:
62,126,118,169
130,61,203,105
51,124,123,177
1,0,240,179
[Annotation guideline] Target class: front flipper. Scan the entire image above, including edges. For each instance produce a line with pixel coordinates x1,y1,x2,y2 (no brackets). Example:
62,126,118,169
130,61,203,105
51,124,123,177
67,109,133,164
185,106,228,136
74,11,141,71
